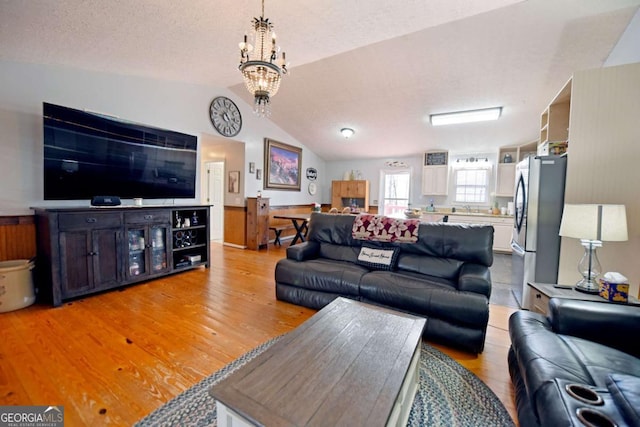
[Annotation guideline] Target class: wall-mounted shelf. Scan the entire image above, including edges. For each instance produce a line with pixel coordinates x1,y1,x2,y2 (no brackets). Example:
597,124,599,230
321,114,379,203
539,79,572,153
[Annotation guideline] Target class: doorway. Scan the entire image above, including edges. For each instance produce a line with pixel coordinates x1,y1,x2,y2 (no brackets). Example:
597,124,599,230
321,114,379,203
379,169,411,216
206,161,225,242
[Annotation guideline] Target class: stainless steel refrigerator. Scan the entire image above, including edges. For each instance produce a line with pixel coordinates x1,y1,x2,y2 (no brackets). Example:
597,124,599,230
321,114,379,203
511,155,567,309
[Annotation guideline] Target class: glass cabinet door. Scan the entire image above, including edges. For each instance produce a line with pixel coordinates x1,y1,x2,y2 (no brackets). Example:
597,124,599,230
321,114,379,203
150,226,168,273
128,228,147,277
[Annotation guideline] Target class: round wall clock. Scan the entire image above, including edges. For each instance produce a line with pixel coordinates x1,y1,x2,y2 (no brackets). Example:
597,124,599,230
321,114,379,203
308,182,317,195
209,97,242,137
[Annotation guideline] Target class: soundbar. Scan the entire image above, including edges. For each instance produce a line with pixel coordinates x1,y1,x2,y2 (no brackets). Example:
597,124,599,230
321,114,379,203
91,196,121,207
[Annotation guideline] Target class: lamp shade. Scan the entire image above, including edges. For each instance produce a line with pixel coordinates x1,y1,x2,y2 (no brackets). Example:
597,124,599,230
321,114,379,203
559,204,628,241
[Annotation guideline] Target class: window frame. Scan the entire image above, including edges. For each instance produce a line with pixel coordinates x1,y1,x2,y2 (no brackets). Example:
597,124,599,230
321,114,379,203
453,166,490,204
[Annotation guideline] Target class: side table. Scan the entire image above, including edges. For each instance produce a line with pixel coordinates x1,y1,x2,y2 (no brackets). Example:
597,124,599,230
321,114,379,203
527,282,640,316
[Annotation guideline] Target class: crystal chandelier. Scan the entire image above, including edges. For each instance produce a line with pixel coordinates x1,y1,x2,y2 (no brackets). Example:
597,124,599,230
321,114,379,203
238,0,289,117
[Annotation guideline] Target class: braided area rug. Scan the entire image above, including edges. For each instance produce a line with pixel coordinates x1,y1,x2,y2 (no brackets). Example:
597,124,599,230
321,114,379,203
136,337,515,427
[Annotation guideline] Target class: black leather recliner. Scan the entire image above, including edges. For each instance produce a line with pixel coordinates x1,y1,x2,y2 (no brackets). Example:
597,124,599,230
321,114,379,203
275,212,494,353
508,298,640,427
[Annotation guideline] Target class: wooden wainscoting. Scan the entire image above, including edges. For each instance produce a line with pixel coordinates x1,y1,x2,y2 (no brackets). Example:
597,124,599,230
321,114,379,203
268,204,379,244
0,215,36,261
223,206,246,247
268,204,316,243
224,202,380,248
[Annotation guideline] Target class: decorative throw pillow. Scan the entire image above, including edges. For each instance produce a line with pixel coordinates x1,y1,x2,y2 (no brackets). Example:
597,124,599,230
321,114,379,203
356,243,400,271
352,214,420,243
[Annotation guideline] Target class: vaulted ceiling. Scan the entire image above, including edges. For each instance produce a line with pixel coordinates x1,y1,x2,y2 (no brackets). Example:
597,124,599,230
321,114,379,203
1,0,638,160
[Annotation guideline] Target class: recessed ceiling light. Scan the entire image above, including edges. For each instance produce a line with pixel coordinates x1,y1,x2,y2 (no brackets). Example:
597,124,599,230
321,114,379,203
340,128,355,139
430,107,502,126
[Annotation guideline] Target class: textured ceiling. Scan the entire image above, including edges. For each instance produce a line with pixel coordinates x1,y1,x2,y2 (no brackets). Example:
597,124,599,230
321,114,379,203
1,0,639,161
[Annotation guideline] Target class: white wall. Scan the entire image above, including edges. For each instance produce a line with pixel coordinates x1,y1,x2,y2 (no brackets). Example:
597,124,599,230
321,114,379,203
605,8,640,67
0,60,326,214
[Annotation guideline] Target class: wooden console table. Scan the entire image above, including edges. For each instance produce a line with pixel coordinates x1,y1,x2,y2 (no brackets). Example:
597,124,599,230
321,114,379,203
210,298,426,426
33,205,210,306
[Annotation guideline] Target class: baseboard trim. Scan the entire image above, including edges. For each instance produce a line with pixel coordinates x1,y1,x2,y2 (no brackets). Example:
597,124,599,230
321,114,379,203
223,242,246,249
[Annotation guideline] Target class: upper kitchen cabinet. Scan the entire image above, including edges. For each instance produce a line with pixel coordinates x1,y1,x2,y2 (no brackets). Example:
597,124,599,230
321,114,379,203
495,142,537,197
422,151,449,196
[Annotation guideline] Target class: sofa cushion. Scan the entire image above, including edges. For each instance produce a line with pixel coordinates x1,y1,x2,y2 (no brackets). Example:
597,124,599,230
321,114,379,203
396,253,463,279
275,258,366,296
318,242,361,264
356,243,400,271
359,271,489,327
307,213,494,267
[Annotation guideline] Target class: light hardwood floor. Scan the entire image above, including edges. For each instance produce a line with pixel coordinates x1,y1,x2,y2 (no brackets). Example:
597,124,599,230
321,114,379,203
0,242,518,426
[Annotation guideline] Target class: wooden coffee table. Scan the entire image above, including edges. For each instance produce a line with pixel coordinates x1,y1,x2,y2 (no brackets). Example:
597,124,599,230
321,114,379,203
210,297,426,427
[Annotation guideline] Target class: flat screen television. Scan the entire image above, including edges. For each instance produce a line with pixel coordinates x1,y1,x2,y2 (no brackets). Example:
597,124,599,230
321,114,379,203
43,102,197,200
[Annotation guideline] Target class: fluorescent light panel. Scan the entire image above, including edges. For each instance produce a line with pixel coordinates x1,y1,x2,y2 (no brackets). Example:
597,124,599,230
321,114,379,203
430,107,502,126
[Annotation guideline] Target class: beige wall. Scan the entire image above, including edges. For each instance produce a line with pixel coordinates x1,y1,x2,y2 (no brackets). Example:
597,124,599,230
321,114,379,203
558,63,640,298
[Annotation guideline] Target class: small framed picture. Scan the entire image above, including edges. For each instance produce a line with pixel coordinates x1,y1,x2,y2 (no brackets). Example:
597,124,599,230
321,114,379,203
249,162,255,173
256,169,262,180
228,171,240,193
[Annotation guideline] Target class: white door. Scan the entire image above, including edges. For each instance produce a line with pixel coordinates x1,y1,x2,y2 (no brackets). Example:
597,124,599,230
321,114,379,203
379,169,411,216
207,162,225,241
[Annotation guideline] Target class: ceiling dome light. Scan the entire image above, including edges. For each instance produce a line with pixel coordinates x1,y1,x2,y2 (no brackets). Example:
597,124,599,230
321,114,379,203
340,128,355,139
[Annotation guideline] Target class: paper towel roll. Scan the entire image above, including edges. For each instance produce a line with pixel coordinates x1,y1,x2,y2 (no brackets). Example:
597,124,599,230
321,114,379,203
507,201,514,215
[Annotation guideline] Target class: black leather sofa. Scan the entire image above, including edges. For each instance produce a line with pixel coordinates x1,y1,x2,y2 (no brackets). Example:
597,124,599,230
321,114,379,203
508,298,640,427
275,212,494,353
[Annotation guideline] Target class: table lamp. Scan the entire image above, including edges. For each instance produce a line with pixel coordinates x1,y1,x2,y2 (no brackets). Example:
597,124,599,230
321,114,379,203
559,204,628,293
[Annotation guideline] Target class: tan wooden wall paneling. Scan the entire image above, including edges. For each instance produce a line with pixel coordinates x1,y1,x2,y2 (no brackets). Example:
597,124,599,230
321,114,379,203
558,63,640,298
224,206,246,247
0,216,37,262
266,204,379,244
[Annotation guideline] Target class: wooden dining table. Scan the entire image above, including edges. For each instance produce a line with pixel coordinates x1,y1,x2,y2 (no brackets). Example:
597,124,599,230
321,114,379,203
273,213,311,245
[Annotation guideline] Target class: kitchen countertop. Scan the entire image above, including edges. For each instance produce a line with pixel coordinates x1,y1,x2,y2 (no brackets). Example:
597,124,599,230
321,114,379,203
420,211,514,219
447,211,513,219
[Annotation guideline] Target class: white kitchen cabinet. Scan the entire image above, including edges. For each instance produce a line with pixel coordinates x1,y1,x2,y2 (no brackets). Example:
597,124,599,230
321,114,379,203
447,214,513,253
421,165,449,196
492,219,514,252
495,163,516,197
